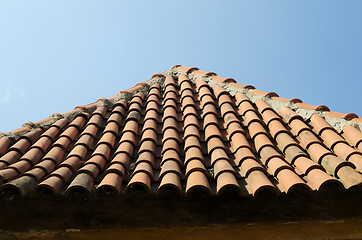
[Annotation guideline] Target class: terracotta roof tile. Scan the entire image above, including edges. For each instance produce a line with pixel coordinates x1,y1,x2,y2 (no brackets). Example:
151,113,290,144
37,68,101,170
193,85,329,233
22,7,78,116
126,171,152,193
186,171,211,196
245,170,278,196
32,159,57,176
1,65,362,200
343,125,362,152
42,146,66,165
8,139,32,154
59,156,82,172
159,172,182,194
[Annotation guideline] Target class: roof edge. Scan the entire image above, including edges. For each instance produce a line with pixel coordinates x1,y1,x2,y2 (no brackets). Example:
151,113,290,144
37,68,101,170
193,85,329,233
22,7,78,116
167,65,362,132
1,65,361,140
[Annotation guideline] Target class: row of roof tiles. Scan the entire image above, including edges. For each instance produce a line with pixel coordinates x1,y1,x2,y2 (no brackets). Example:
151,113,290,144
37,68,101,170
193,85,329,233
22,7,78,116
0,66,361,199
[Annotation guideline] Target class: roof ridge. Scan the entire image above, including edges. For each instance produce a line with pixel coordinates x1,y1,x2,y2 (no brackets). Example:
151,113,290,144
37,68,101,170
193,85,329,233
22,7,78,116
1,65,361,140
0,75,165,139
170,65,362,132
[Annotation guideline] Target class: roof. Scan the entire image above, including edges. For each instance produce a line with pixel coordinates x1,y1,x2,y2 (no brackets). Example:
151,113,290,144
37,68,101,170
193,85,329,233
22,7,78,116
0,65,362,200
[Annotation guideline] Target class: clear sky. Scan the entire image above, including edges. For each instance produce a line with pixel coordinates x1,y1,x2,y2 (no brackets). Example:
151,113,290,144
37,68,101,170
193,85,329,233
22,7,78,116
0,1,361,133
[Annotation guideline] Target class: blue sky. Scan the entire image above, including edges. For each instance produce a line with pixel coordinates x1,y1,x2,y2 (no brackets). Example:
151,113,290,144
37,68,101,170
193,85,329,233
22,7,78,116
0,1,361,133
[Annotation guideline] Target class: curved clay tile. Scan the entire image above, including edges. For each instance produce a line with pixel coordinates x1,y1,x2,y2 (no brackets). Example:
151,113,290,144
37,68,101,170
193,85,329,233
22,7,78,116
1,65,362,202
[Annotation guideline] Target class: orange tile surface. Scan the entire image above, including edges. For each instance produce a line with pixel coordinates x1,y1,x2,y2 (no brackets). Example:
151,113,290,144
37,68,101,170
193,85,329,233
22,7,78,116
0,65,362,198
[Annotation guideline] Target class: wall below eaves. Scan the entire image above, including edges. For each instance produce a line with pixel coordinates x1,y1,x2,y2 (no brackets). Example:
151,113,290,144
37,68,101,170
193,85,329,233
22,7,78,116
1,189,362,231
2,218,362,240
